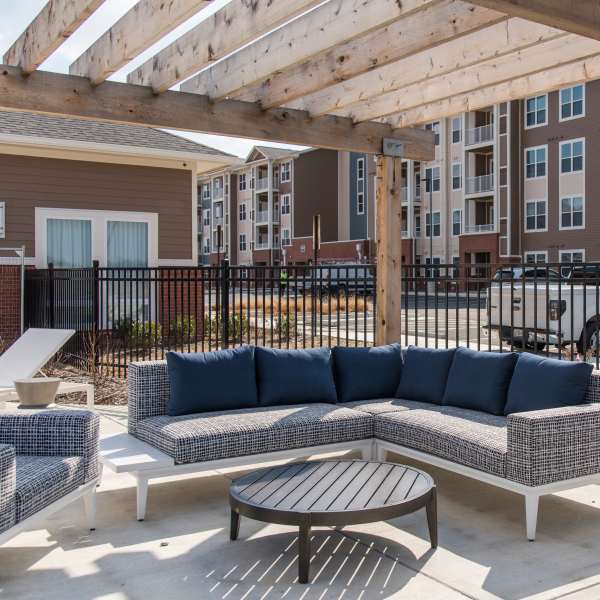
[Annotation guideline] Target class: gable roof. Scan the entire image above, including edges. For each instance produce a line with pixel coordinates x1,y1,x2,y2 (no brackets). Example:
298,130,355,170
0,110,238,161
246,145,299,163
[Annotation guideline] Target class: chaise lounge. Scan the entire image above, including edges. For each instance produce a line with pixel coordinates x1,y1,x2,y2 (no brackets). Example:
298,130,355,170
117,344,600,540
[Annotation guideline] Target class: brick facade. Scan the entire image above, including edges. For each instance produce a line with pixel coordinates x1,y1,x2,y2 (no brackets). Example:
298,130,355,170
0,265,21,350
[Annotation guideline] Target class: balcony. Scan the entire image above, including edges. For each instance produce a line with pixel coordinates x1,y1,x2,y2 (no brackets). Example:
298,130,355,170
255,176,278,192
401,187,421,204
213,216,224,229
255,210,269,223
466,173,494,195
255,241,270,250
464,223,495,234
465,124,494,146
212,187,224,200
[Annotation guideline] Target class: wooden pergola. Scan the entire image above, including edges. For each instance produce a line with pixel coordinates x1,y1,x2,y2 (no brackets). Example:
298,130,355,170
2,0,599,344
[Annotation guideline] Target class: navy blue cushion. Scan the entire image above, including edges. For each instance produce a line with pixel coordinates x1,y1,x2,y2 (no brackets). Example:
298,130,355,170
333,344,403,403
504,353,593,414
442,347,518,415
395,346,456,404
166,347,258,416
255,347,337,406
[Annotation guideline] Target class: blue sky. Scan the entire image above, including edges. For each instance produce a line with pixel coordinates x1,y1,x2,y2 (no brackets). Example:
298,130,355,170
0,1,307,158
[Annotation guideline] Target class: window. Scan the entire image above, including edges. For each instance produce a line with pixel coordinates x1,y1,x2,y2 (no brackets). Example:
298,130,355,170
282,228,291,246
0,202,4,239
452,163,462,190
425,211,441,237
239,173,247,191
239,203,247,221
250,175,255,189
281,194,291,215
425,122,440,146
424,167,440,192
560,84,585,121
203,209,210,226
560,139,584,174
560,250,585,275
526,147,546,179
415,214,421,238
452,256,460,279
525,200,547,231
356,157,365,215
357,157,365,180
452,209,462,236
425,256,441,278
281,162,291,182
202,185,210,200
203,239,210,254
239,234,247,252
357,193,365,215
47,218,92,268
451,117,461,144
525,94,547,128
107,221,149,268
560,196,584,229
525,251,547,264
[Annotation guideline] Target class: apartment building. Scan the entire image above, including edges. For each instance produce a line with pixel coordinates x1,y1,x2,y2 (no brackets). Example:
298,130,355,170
198,146,374,266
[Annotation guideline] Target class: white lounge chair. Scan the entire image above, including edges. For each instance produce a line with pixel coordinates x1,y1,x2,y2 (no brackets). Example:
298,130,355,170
0,328,94,408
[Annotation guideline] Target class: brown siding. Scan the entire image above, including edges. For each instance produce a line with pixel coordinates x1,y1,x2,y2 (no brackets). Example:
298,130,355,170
292,149,338,241
0,154,193,261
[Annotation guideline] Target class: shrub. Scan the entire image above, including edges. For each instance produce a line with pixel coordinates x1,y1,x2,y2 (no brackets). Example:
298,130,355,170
170,316,196,340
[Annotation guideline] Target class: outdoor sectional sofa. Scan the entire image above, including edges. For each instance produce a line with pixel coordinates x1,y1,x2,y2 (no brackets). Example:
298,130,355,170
127,345,600,541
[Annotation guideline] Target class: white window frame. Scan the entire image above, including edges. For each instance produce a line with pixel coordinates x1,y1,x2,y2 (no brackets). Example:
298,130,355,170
356,157,365,181
357,192,365,215
525,145,547,180
452,162,462,190
451,117,461,144
525,94,548,129
239,173,247,191
239,233,247,252
425,166,441,193
559,195,585,231
524,251,548,264
452,209,462,236
282,228,291,247
281,193,291,215
281,162,291,183
0,202,4,239
239,203,247,222
425,122,440,146
559,138,585,175
425,211,441,237
559,84,585,122
524,199,547,232
559,249,585,276
35,207,158,268
203,209,210,227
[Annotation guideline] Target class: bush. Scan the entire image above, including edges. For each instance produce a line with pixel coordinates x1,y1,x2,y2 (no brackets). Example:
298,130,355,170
277,314,296,341
113,318,162,347
170,316,196,340
203,312,249,343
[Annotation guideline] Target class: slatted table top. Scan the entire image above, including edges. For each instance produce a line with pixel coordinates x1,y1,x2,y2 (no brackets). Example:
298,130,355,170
229,460,434,527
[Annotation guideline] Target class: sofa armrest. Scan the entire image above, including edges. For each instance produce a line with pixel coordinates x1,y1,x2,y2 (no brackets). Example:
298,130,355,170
128,361,170,434
507,403,600,487
0,411,100,483
0,443,16,534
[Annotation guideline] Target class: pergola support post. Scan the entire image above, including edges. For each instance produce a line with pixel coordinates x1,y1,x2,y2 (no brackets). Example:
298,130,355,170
375,156,403,346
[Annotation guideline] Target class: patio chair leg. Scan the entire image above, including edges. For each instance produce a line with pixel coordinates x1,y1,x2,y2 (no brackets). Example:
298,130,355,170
83,487,96,531
86,386,95,410
525,493,539,541
136,475,149,521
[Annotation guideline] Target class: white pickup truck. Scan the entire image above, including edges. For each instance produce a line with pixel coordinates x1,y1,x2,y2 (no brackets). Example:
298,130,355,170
486,265,600,355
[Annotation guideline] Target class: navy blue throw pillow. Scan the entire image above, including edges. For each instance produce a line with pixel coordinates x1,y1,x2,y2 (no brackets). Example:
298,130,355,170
395,346,456,404
333,344,403,403
166,346,258,416
504,353,593,414
255,347,337,406
442,347,518,415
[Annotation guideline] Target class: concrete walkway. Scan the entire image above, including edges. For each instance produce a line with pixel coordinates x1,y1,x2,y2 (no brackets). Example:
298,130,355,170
2,415,600,600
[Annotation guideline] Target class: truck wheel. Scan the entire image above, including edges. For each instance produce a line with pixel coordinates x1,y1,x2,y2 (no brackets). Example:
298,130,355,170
578,321,600,356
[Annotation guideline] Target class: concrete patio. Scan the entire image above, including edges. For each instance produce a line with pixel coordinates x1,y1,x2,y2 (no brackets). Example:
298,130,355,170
0,413,598,600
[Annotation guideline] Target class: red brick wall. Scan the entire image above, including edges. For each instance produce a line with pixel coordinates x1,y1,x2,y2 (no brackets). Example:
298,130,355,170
157,270,205,339
0,265,21,351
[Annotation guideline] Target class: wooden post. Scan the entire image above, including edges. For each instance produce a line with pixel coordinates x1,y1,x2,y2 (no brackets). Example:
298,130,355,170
376,156,403,346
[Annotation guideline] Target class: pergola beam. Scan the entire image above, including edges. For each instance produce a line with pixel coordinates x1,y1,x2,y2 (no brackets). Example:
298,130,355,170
70,0,212,85
127,0,325,93
181,0,437,99
386,53,600,128
234,1,505,109
0,66,434,159
3,0,106,73
291,18,561,118
467,0,600,41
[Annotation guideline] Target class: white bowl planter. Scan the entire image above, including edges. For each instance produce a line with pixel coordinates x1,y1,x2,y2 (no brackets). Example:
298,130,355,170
14,378,61,408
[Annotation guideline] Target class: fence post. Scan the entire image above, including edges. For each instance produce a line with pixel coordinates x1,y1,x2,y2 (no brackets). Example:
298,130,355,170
92,260,100,369
48,262,55,329
220,259,230,348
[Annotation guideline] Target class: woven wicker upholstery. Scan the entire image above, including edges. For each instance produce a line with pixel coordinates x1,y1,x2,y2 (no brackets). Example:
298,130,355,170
375,406,508,477
128,361,170,434
0,444,16,534
0,411,100,482
584,371,600,404
135,403,373,464
15,455,84,522
507,403,600,486
341,398,433,415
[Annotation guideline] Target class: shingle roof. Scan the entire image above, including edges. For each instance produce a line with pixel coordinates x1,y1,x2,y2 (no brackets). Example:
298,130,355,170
0,110,236,158
250,145,298,161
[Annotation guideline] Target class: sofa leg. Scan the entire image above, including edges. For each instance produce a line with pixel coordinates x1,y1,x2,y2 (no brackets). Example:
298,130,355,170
136,475,149,522
525,494,539,541
375,444,388,462
83,487,96,531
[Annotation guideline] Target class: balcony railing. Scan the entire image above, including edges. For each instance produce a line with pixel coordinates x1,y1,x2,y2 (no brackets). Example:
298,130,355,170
401,229,409,238
213,216,224,228
212,187,224,200
256,211,269,223
464,223,495,234
401,186,421,203
255,241,270,250
465,124,494,146
255,176,278,191
466,173,494,195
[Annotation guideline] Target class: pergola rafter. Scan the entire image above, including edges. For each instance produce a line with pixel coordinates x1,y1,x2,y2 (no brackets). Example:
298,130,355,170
2,0,599,343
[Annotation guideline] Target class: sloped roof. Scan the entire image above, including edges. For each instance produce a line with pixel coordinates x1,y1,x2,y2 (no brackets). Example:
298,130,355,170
247,145,299,162
0,110,237,159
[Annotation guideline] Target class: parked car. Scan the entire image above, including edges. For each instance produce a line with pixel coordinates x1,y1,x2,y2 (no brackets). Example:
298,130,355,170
287,265,375,295
486,264,600,354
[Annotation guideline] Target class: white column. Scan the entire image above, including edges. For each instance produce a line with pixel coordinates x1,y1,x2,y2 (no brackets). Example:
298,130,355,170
267,160,274,255
407,160,414,238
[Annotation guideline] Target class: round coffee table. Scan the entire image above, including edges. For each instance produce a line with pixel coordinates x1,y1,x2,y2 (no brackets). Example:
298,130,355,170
229,459,437,584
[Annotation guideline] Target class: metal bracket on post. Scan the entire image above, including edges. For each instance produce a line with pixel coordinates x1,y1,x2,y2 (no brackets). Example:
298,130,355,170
383,138,405,158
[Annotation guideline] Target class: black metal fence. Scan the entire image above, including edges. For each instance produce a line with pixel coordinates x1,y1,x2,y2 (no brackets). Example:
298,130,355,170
24,260,600,377
25,262,376,377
